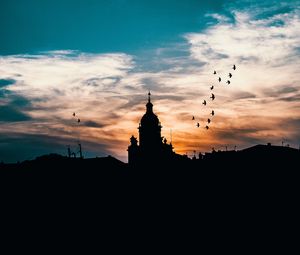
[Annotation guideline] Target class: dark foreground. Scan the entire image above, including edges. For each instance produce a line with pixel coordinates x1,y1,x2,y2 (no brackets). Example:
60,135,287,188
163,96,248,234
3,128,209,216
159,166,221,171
0,145,299,252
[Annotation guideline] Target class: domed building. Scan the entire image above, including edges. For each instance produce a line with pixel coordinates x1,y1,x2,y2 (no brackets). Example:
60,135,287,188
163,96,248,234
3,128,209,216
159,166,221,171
128,92,178,165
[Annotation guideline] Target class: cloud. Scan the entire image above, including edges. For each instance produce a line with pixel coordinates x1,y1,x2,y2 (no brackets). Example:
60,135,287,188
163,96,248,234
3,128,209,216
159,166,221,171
0,105,31,122
279,94,300,102
0,51,134,97
1,1,300,162
0,51,135,119
263,85,298,96
0,79,15,87
205,13,231,24
0,51,137,161
173,1,300,151
231,91,256,100
185,4,300,76
83,120,106,128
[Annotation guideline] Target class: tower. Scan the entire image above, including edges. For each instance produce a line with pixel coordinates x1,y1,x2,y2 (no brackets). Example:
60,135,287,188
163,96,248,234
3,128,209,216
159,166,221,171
128,92,176,165
128,135,139,165
138,92,163,156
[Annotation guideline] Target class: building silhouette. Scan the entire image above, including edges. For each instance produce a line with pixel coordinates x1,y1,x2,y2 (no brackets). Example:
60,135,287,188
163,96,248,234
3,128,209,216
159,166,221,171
128,92,177,165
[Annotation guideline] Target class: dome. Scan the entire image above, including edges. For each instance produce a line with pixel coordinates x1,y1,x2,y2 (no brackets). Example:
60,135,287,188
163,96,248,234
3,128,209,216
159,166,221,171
140,93,160,126
141,111,159,126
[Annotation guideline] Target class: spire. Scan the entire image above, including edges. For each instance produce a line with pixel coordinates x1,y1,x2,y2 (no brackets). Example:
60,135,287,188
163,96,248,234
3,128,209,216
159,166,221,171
146,91,153,113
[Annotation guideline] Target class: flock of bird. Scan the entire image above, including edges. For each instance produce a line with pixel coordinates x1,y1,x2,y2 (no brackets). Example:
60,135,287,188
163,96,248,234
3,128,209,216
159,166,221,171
73,112,80,123
192,64,237,130
71,65,237,132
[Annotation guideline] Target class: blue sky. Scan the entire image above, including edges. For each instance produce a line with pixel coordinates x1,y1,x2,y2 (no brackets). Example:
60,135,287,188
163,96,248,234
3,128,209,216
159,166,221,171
1,0,226,55
1,0,300,162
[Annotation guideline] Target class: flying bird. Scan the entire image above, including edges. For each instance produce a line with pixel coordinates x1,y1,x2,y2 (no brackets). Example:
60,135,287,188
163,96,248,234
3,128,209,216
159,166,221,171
203,100,207,106
229,73,232,78
218,77,221,82
213,70,217,75
192,116,195,120
233,64,236,70
227,80,231,85
205,125,209,130
211,110,215,116
207,118,211,124
197,123,200,128
210,94,215,100
73,112,76,117
77,118,80,123
210,85,214,90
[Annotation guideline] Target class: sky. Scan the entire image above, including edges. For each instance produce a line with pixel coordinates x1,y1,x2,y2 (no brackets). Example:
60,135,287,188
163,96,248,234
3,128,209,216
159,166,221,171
0,0,300,162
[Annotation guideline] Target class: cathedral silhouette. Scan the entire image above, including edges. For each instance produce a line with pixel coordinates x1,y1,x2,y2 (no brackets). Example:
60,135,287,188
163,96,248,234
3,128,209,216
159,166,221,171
128,92,181,165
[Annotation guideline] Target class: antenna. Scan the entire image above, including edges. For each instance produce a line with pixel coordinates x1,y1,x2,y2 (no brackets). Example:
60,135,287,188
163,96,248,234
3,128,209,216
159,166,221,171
67,145,71,158
170,129,172,144
78,142,83,159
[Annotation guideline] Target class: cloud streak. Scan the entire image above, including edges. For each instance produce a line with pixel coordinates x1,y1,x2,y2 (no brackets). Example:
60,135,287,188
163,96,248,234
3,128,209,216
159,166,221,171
0,1,300,162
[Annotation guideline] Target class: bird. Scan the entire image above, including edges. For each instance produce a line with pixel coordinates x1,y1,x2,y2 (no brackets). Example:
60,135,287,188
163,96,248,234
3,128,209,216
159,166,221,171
213,70,217,75
233,64,236,70
210,93,215,100
192,116,195,120
77,118,80,123
229,73,232,78
210,85,214,90
73,112,76,117
211,110,215,116
205,125,209,130
226,80,231,85
207,118,211,124
203,100,207,106
218,77,221,82
197,123,200,128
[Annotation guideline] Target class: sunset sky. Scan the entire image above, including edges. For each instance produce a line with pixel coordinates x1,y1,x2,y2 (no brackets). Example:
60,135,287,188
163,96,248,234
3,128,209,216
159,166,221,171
1,0,300,162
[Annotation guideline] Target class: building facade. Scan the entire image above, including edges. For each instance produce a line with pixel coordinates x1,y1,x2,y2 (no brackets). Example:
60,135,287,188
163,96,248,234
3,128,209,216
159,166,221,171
128,92,175,165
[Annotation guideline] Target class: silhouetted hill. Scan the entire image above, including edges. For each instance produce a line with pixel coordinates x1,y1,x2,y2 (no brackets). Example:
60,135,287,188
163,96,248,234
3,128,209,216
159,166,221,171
190,143,299,169
1,144,298,190
1,145,298,251
1,143,299,172
0,154,125,171
241,143,298,156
